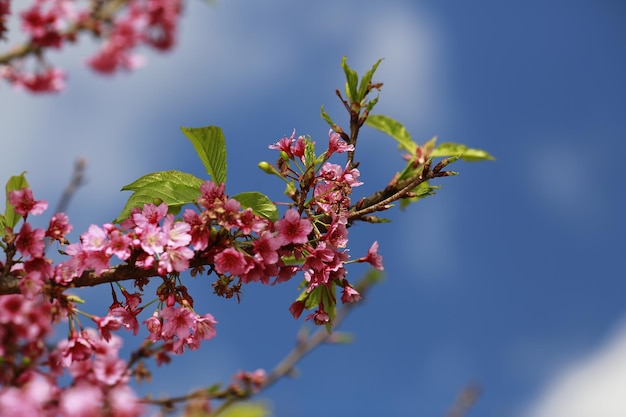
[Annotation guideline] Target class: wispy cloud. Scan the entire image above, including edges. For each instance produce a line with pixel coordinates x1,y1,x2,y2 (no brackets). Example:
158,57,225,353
522,319,626,417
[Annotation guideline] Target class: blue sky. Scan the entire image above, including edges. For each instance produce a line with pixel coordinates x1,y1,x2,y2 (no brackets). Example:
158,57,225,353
1,1,625,416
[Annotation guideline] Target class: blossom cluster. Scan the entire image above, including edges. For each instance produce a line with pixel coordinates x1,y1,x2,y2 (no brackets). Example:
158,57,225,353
0,0,183,93
0,296,144,416
0,129,383,414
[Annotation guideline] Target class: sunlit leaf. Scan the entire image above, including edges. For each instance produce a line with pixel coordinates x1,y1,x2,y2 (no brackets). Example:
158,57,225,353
365,114,417,154
232,191,279,222
320,105,335,128
341,56,358,102
357,58,382,102
181,126,228,184
432,142,495,161
115,170,203,223
4,172,29,229
218,402,270,417
399,181,440,209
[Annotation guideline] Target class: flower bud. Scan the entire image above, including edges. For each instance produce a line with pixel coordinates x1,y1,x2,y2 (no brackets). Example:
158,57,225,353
258,161,280,176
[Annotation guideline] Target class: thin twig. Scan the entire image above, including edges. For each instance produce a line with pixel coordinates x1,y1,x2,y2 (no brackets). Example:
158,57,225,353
444,382,481,417
54,157,87,215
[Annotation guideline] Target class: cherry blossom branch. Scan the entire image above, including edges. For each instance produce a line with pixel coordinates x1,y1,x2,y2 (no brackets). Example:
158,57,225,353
349,157,458,223
0,250,210,295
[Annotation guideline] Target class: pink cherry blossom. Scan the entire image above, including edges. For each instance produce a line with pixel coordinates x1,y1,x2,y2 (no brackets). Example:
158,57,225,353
158,245,194,274
15,222,45,259
138,223,167,255
143,312,163,342
93,315,124,342
183,209,210,250
11,67,66,93
359,241,384,270
81,224,108,251
268,130,296,158
306,308,330,325
110,304,142,336
198,180,226,210
58,330,94,368
107,384,144,417
0,1,9,38
160,306,194,341
139,202,168,226
275,209,312,246
214,247,250,276
341,283,361,303
253,231,281,265
59,383,104,417
327,129,354,157
162,214,192,247
106,229,133,260
92,353,127,385
289,300,305,319
194,313,218,341
8,188,48,216
46,212,72,242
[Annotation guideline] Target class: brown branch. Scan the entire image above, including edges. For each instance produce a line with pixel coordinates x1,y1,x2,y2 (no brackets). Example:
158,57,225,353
348,166,435,223
0,251,211,295
444,382,481,417
54,157,87,216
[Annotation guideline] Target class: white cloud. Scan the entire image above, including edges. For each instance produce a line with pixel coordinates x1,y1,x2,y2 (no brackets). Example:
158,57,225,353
523,320,626,417
1,1,444,225
350,5,445,128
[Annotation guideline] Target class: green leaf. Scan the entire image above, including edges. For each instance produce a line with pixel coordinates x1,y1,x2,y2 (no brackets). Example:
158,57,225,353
115,170,204,223
304,136,317,166
0,214,6,238
431,142,495,161
321,284,336,322
232,191,279,222
4,172,29,229
365,114,417,154
218,402,270,417
365,95,379,113
320,105,335,128
341,56,358,102
357,58,383,102
180,126,228,184
399,182,441,209
305,286,323,309
360,268,385,288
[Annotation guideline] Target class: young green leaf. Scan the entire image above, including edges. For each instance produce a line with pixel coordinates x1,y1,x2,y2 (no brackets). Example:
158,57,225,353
341,56,359,102
357,58,383,102
232,191,279,222
365,114,417,154
320,105,336,128
180,125,228,184
365,95,380,113
304,136,317,166
321,284,336,323
4,172,29,229
115,170,204,223
305,286,323,309
431,143,495,161
218,402,270,417
399,182,441,209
